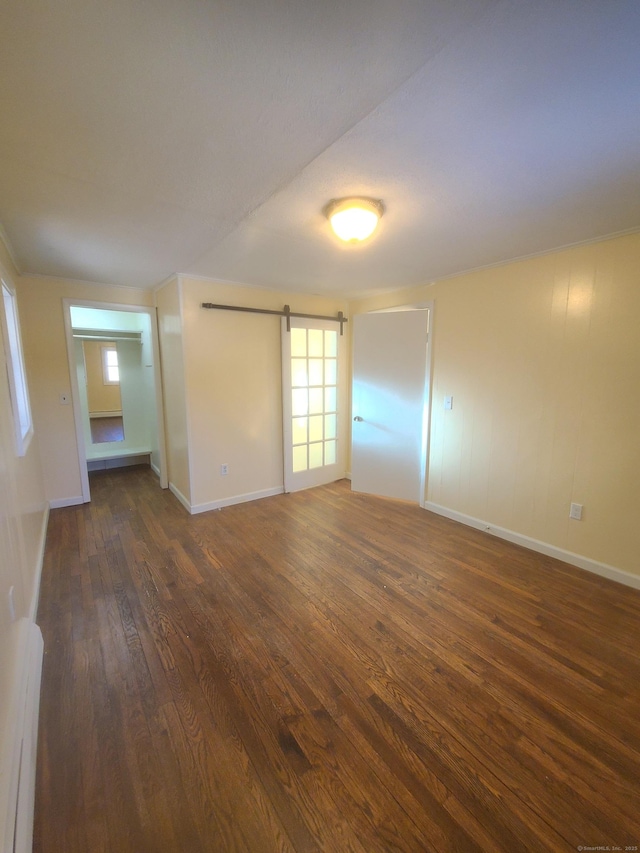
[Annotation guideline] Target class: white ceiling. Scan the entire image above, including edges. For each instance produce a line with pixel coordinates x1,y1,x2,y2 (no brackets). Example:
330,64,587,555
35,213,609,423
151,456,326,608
1,0,639,296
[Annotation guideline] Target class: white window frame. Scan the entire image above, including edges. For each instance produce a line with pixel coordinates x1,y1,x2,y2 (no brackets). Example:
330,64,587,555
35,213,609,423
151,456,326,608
101,344,120,385
1,278,33,456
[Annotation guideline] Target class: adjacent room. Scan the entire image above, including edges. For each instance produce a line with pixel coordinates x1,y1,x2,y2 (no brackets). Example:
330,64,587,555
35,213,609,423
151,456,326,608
1,2,640,851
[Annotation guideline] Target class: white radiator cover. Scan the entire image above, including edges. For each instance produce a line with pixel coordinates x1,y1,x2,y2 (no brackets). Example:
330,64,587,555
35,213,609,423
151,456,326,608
0,618,43,853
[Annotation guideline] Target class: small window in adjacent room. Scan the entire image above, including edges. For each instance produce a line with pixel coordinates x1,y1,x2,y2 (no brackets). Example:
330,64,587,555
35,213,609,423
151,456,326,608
101,345,119,384
1,279,33,455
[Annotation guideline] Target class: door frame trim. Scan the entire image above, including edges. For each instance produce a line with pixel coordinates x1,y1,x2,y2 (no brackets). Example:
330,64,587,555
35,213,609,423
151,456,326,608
63,298,168,502
419,301,434,508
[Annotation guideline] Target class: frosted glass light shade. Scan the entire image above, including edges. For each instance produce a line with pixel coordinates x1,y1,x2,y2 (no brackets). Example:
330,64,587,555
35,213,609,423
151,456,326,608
326,198,383,242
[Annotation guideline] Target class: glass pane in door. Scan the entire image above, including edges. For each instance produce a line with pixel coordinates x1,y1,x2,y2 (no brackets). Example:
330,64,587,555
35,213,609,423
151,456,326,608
288,326,339,474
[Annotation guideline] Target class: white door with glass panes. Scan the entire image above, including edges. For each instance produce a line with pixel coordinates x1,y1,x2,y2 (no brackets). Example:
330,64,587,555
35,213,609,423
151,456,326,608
282,317,346,492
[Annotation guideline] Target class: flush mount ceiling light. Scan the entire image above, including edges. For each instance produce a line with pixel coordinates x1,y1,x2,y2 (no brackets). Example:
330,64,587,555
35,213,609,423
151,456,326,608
326,197,384,242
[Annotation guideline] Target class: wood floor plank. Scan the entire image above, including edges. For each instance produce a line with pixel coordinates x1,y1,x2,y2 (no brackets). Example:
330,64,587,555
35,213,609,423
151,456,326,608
34,468,640,852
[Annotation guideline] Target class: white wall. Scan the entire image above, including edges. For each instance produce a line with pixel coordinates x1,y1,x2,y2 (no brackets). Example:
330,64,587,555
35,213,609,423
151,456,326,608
69,306,148,332
74,338,94,451
113,338,153,456
139,314,160,473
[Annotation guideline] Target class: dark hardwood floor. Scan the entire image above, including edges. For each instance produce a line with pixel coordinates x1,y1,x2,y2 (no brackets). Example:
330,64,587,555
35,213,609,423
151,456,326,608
35,467,640,852
90,416,125,444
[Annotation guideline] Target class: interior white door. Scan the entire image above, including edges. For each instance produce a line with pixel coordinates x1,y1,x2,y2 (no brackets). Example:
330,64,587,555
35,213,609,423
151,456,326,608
351,310,429,503
282,317,346,492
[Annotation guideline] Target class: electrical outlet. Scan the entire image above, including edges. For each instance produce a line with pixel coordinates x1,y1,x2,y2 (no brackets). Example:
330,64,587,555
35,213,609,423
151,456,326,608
444,395,453,410
569,502,583,521
220,463,229,476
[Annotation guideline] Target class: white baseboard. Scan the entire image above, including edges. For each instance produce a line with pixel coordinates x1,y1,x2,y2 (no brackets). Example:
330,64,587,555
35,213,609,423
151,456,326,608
150,459,160,477
49,495,85,509
424,501,640,590
344,471,352,481
86,446,151,461
169,481,191,513
87,453,150,471
190,486,285,515
89,410,122,418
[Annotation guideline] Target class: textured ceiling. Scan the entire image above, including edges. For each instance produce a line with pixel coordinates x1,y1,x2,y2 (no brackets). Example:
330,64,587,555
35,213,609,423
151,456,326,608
1,0,639,296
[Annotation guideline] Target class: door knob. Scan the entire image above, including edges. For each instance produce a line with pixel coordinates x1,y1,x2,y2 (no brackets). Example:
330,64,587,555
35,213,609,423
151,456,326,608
353,416,363,422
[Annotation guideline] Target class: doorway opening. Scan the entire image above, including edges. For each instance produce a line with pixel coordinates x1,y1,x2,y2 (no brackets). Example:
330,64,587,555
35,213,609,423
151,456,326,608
63,300,168,502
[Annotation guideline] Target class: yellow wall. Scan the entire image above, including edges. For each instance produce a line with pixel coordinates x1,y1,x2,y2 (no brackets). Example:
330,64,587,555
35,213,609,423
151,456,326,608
0,239,47,831
82,339,122,414
175,277,348,510
0,246,47,618
350,232,640,577
17,276,153,503
155,278,190,504
10,231,640,577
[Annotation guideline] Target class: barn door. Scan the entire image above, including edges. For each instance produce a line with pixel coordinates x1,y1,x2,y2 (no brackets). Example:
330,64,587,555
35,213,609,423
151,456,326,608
282,317,346,492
